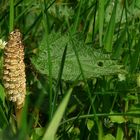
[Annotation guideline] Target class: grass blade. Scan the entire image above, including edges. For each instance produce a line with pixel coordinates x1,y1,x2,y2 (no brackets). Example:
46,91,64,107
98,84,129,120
104,0,117,52
40,1,53,119
130,39,140,73
52,45,68,115
42,88,73,140
73,0,83,32
98,0,105,47
0,106,8,128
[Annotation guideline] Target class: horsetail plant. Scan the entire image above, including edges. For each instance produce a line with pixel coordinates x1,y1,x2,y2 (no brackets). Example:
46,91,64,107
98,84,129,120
3,29,26,126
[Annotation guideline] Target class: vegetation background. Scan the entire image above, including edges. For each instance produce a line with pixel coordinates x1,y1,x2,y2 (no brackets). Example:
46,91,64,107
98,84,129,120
0,0,140,140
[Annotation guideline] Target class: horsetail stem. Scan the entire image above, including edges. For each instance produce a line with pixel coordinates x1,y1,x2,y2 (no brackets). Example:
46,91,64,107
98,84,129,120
3,29,26,109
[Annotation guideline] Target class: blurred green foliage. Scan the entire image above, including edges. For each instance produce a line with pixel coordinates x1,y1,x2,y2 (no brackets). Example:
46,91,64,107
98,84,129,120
0,0,140,140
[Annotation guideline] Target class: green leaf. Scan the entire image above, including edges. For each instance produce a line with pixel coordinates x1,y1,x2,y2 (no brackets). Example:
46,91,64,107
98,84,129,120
31,128,45,140
87,119,94,131
42,88,72,140
124,94,137,101
109,111,126,124
31,33,124,81
127,105,140,124
116,126,124,140
103,134,115,140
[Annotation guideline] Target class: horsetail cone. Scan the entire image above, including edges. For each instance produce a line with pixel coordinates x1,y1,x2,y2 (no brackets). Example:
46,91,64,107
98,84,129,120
3,29,26,109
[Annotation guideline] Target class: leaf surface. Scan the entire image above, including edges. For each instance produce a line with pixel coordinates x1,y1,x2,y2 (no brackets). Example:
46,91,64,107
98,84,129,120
31,33,124,81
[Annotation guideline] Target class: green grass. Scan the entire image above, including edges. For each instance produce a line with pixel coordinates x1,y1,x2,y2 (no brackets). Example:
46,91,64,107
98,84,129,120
0,0,140,140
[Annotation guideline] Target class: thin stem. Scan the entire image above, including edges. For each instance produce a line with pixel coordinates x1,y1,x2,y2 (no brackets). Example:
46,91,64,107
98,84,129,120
15,108,22,128
9,0,14,32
